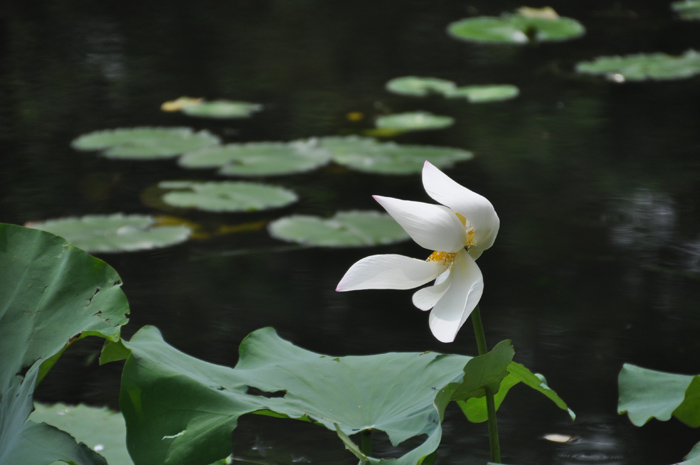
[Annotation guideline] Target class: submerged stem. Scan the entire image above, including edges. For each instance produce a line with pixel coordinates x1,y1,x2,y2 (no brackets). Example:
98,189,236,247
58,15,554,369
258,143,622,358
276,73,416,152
471,306,501,464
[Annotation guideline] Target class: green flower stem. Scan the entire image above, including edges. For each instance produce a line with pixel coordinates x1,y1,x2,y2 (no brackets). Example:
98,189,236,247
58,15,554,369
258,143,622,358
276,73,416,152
361,429,372,457
471,306,501,464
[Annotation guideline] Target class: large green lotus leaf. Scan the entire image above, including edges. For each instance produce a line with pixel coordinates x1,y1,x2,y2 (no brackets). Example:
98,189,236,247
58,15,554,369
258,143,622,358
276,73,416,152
106,325,475,465
159,181,298,212
179,140,331,176
447,15,585,44
672,1,700,20
0,224,129,464
28,214,191,254
375,112,454,131
320,137,472,175
575,50,700,81
456,360,575,423
180,100,262,119
71,127,220,159
445,84,520,103
680,442,700,465
267,211,410,247
618,363,700,427
385,76,457,96
30,403,132,465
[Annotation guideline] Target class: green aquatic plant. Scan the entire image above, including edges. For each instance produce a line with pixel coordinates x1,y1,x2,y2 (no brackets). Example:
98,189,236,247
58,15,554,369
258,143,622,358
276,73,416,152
179,140,331,176
0,224,129,465
268,210,410,247
576,50,700,81
618,364,700,464
375,111,454,131
158,180,298,212
180,100,263,119
386,77,519,103
447,10,585,44
27,214,192,253
672,0,700,20
72,127,221,160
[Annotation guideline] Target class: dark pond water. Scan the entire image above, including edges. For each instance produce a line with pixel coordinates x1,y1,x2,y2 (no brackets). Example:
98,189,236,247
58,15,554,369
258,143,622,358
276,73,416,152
2,1,700,464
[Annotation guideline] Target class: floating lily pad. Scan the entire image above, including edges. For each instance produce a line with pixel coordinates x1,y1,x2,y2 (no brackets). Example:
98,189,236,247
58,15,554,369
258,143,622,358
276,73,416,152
30,404,132,465
375,112,454,131
268,211,410,247
672,0,700,20
385,76,457,96
180,100,263,119
445,84,520,102
179,140,331,176
26,214,191,253
576,50,700,81
318,136,472,175
159,180,297,212
71,127,220,160
447,14,585,44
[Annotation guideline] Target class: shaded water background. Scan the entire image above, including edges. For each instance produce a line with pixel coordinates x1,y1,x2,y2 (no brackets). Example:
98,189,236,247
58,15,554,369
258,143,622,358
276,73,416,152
2,1,700,464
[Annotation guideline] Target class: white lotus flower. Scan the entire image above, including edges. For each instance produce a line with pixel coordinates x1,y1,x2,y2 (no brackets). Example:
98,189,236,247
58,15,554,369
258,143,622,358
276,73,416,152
336,161,499,343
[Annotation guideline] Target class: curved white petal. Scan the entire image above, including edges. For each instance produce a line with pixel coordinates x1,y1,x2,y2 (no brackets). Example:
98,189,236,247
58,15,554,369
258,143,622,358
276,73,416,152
428,250,484,343
422,161,500,255
373,195,466,252
336,254,443,292
412,269,452,311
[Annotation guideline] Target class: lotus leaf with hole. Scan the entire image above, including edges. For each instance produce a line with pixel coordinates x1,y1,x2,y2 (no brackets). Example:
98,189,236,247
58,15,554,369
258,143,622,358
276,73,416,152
179,140,331,176
375,112,454,131
27,214,191,253
447,14,585,44
268,211,410,247
576,50,700,81
71,127,220,159
317,136,472,175
0,224,129,465
385,76,457,96
159,180,298,212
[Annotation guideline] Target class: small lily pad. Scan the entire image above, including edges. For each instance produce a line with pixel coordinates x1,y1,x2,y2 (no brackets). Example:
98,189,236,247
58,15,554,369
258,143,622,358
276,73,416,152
179,140,331,176
672,0,700,20
318,136,473,175
385,76,457,96
71,127,220,160
576,50,700,81
375,112,454,131
30,404,132,465
268,211,410,247
447,14,585,44
26,214,191,253
445,84,520,102
159,180,298,212
180,100,263,119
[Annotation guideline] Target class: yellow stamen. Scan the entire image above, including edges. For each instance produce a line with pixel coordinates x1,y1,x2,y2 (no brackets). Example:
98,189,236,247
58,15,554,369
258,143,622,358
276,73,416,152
455,212,477,248
427,250,457,266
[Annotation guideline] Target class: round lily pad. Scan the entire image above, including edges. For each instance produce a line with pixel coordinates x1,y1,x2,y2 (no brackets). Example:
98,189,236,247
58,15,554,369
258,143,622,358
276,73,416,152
268,211,410,247
159,180,298,212
26,214,191,253
317,136,473,175
447,15,585,44
385,76,457,96
375,112,454,131
180,100,262,119
444,84,520,102
71,127,220,160
179,140,331,176
575,50,700,81
672,0,700,20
